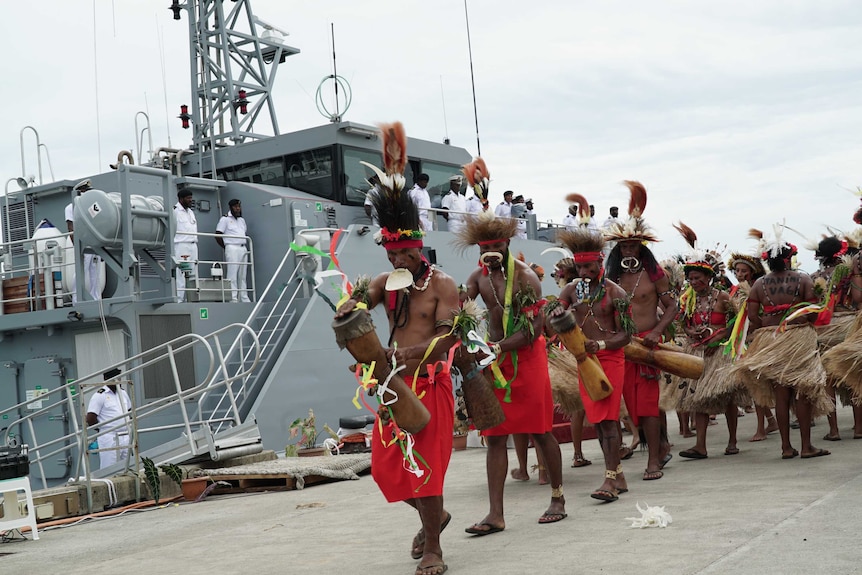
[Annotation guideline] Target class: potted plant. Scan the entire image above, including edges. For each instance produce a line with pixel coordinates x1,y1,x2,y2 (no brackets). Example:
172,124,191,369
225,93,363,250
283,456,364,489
286,409,339,457
140,457,217,503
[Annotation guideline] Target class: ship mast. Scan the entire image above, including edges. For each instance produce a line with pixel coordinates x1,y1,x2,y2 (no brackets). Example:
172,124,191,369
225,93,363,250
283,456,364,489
173,0,300,152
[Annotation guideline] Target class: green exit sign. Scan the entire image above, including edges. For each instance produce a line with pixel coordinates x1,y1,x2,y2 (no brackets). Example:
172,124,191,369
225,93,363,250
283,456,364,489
315,202,322,212
200,308,209,320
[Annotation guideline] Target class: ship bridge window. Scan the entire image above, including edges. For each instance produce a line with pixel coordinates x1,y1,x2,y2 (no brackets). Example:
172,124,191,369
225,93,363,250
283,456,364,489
284,147,334,199
220,158,285,186
342,147,383,206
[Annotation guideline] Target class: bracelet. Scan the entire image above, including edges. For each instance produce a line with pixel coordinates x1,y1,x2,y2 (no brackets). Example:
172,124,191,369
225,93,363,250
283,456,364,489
491,343,502,356
597,340,607,351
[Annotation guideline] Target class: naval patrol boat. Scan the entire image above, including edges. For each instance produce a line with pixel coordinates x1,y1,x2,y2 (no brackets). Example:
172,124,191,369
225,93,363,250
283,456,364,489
0,0,560,493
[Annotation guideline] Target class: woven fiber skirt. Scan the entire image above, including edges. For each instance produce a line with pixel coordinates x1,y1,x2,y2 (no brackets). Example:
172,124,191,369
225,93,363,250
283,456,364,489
821,312,862,407
728,323,833,418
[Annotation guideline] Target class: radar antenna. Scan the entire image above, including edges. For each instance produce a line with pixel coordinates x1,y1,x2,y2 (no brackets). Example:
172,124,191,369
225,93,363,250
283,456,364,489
172,0,300,151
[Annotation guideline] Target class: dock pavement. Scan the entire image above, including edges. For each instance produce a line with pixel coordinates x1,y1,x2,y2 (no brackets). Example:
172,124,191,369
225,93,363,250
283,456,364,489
2,405,861,575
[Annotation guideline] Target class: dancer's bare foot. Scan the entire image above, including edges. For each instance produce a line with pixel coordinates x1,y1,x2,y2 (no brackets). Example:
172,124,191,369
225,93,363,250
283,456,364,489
765,416,778,435
510,468,529,481
750,431,768,442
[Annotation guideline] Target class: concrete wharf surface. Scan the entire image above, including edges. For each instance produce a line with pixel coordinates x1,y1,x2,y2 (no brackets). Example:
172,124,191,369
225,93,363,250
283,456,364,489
2,405,861,575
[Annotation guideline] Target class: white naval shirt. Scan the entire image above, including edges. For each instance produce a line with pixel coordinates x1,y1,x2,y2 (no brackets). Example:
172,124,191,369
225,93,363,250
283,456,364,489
408,185,433,231
87,385,132,433
174,202,198,243
216,214,248,245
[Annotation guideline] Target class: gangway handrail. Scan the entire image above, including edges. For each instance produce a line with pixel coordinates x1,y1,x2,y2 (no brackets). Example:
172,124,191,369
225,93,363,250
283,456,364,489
199,226,344,434
0,323,260,491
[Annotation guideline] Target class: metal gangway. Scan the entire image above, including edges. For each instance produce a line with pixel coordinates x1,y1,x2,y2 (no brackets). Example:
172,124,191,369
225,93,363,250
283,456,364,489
196,227,345,434
0,322,260,511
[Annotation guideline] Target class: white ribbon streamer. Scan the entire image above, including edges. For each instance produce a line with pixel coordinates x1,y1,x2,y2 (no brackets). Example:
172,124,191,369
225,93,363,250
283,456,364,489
401,432,425,478
464,329,497,367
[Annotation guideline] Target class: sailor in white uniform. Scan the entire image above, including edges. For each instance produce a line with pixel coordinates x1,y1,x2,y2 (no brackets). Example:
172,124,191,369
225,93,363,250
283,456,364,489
216,199,251,302
86,371,132,469
174,189,198,302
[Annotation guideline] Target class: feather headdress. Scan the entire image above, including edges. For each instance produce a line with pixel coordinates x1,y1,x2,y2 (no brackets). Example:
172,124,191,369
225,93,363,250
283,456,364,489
659,258,685,291
813,235,848,262
603,180,660,243
674,221,716,276
565,193,592,228
727,252,765,278
760,222,798,260
362,122,424,248
462,157,490,202
453,209,518,252
755,221,798,261
556,228,605,264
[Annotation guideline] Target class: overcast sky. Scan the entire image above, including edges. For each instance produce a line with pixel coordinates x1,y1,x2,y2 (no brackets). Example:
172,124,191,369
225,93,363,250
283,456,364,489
1,0,860,272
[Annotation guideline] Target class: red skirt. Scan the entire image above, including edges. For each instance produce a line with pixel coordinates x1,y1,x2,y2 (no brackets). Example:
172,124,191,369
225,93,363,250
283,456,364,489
580,348,625,424
482,336,554,437
622,331,662,426
372,371,454,502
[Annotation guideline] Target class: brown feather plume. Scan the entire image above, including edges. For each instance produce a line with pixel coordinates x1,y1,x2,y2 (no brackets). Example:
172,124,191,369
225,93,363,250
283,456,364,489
624,180,647,217
379,122,407,176
461,157,490,200
673,221,698,249
748,228,763,241
565,193,590,226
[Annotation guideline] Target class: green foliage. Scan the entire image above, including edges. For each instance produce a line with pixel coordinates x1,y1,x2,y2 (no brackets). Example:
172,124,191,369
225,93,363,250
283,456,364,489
286,409,339,456
141,457,161,505
613,298,637,335
159,462,184,488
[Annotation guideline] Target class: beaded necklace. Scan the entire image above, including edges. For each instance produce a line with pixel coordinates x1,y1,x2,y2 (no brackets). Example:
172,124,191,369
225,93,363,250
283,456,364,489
412,262,434,292
575,278,611,334
487,266,508,309
692,287,717,327
623,269,644,300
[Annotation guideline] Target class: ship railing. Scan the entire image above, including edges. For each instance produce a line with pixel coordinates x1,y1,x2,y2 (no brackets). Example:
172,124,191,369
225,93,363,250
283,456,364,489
424,207,561,239
181,231,256,303
0,231,77,313
200,227,341,434
0,322,260,491
197,239,304,432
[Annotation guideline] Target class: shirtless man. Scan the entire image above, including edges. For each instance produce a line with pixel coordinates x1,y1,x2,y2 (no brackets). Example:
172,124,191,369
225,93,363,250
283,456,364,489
335,121,458,575
604,181,677,480
551,229,631,501
457,212,566,534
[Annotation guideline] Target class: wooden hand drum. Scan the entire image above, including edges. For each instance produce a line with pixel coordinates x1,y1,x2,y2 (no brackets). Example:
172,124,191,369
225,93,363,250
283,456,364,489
624,337,703,379
452,347,505,430
332,309,431,434
548,309,614,402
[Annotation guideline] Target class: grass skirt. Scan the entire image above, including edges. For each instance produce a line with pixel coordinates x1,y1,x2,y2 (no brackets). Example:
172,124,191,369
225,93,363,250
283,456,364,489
659,340,693,412
821,313,862,406
816,311,857,352
659,342,747,415
547,348,584,415
728,323,833,418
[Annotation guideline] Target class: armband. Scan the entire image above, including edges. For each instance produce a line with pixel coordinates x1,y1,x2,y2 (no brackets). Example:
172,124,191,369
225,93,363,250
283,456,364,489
597,340,607,350
435,319,454,329
491,343,502,356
